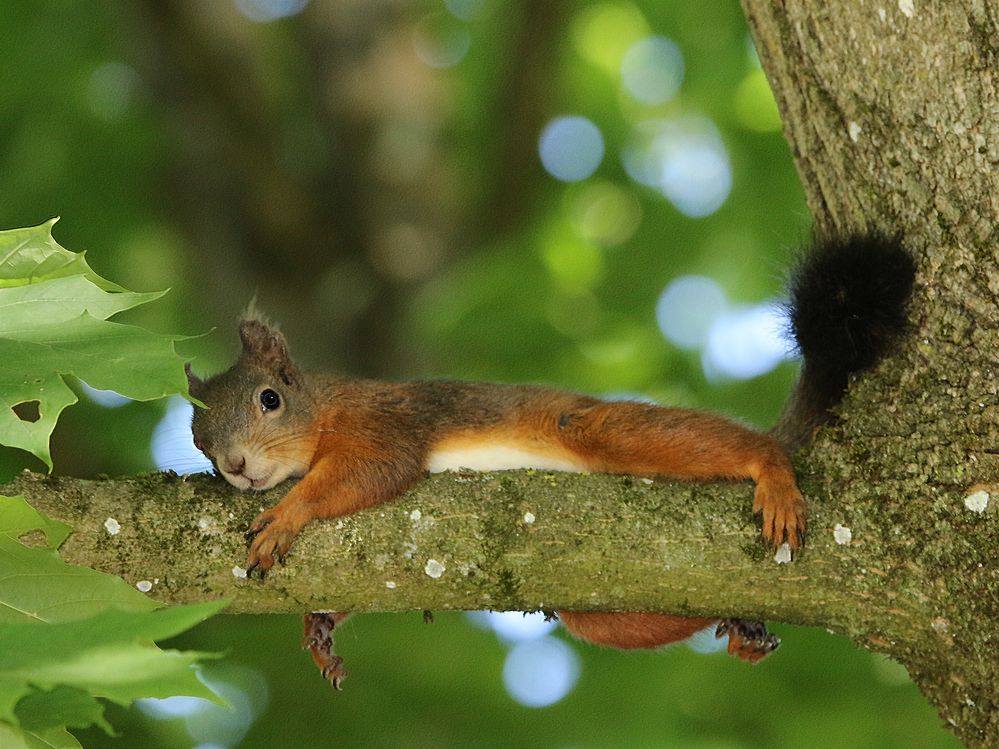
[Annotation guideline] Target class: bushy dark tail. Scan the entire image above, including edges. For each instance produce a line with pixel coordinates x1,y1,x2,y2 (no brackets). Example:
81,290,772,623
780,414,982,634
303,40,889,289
772,233,916,450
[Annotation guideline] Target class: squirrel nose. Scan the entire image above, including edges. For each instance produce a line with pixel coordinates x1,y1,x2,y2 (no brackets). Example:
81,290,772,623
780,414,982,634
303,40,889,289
225,455,247,476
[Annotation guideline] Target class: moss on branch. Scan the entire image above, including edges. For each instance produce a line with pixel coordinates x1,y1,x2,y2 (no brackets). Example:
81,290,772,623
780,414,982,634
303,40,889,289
9,468,897,627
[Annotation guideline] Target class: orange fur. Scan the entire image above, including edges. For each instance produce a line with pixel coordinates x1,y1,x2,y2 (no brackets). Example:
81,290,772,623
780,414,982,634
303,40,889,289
558,612,714,650
192,330,803,664
245,382,805,572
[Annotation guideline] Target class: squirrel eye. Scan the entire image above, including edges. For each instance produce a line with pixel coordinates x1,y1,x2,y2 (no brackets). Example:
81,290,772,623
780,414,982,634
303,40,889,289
260,389,281,411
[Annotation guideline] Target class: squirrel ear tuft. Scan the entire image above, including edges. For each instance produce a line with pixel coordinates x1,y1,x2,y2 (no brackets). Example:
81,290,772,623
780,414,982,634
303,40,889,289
185,362,205,398
239,318,301,384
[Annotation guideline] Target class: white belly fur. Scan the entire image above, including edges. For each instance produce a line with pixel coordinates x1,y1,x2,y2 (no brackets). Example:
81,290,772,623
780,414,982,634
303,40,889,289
425,444,589,474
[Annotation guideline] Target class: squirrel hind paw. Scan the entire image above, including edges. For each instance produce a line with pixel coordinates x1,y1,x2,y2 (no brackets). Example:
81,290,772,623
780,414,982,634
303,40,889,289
304,612,349,689
716,619,780,664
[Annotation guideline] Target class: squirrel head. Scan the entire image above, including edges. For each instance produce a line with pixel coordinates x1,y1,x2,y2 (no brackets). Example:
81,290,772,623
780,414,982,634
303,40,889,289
188,317,318,492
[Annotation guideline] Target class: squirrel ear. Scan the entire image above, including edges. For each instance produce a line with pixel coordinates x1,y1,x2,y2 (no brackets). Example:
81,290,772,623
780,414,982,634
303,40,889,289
185,362,205,398
239,319,301,385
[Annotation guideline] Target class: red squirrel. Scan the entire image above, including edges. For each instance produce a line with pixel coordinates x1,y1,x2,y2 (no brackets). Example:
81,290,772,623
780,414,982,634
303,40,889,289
187,234,915,688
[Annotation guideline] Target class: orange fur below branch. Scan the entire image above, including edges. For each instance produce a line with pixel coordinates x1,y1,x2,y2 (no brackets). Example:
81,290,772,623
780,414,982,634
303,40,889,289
558,611,716,650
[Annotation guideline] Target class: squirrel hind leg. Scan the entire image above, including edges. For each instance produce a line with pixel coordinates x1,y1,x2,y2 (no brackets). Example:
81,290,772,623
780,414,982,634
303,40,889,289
557,611,715,650
559,612,780,664
303,611,351,689
715,618,780,663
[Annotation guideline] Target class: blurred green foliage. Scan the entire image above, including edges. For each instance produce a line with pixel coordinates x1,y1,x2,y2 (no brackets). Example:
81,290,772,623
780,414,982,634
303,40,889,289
0,0,959,747
0,495,224,746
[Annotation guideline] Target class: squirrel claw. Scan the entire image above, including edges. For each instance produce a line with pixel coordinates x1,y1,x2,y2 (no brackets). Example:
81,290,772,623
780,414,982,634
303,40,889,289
753,479,806,553
246,509,275,539
245,561,267,580
304,612,349,690
716,618,780,664
323,656,348,690
244,509,301,573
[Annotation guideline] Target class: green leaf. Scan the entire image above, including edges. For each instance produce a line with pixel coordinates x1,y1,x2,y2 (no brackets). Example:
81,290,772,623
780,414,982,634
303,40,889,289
0,218,121,292
0,603,225,724
14,686,111,734
0,498,226,736
0,493,192,625
0,275,164,330
0,219,194,468
0,535,154,624
0,495,70,549
0,531,157,626
0,722,81,749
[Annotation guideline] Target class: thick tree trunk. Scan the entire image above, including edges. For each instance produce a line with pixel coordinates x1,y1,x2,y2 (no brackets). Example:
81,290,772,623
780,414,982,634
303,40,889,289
740,1,999,746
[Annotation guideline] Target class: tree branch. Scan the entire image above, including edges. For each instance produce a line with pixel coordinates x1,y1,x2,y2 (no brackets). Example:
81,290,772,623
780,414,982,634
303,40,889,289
10,469,890,627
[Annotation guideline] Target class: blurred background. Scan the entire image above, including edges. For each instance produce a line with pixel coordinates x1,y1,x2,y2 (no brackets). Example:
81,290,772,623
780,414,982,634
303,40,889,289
0,0,959,747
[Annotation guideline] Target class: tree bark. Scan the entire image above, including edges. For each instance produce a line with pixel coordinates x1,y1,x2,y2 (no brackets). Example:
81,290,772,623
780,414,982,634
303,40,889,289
740,1,999,746
8,429,999,747
9,470,823,617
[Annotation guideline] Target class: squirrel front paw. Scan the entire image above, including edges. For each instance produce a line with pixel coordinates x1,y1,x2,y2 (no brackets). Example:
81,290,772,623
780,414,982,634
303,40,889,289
245,507,304,575
752,471,806,551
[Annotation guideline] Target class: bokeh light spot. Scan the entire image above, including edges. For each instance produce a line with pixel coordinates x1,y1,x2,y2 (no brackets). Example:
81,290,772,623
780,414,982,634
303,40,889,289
539,116,605,183
138,695,209,720
445,0,485,21
540,230,604,290
623,116,732,217
734,69,783,132
621,36,684,105
86,62,141,123
572,3,650,74
413,13,471,68
369,223,444,282
233,0,309,23
544,290,601,337
702,302,791,380
655,275,727,350
579,335,640,366
872,653,913,686
745,33,763,68
141,666,268,748
660,142,731,217
151,397,214,475
571,182,642,247
81,382,131,408
502,637,581,708
685,623,730,654
466,611,559,643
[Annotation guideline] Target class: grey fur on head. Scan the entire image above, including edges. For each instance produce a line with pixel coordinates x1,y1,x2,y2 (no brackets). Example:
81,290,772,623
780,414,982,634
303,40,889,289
238,312,300,387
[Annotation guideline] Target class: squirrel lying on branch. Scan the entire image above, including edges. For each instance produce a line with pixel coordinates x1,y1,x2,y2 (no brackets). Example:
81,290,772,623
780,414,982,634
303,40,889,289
187,233,915,688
